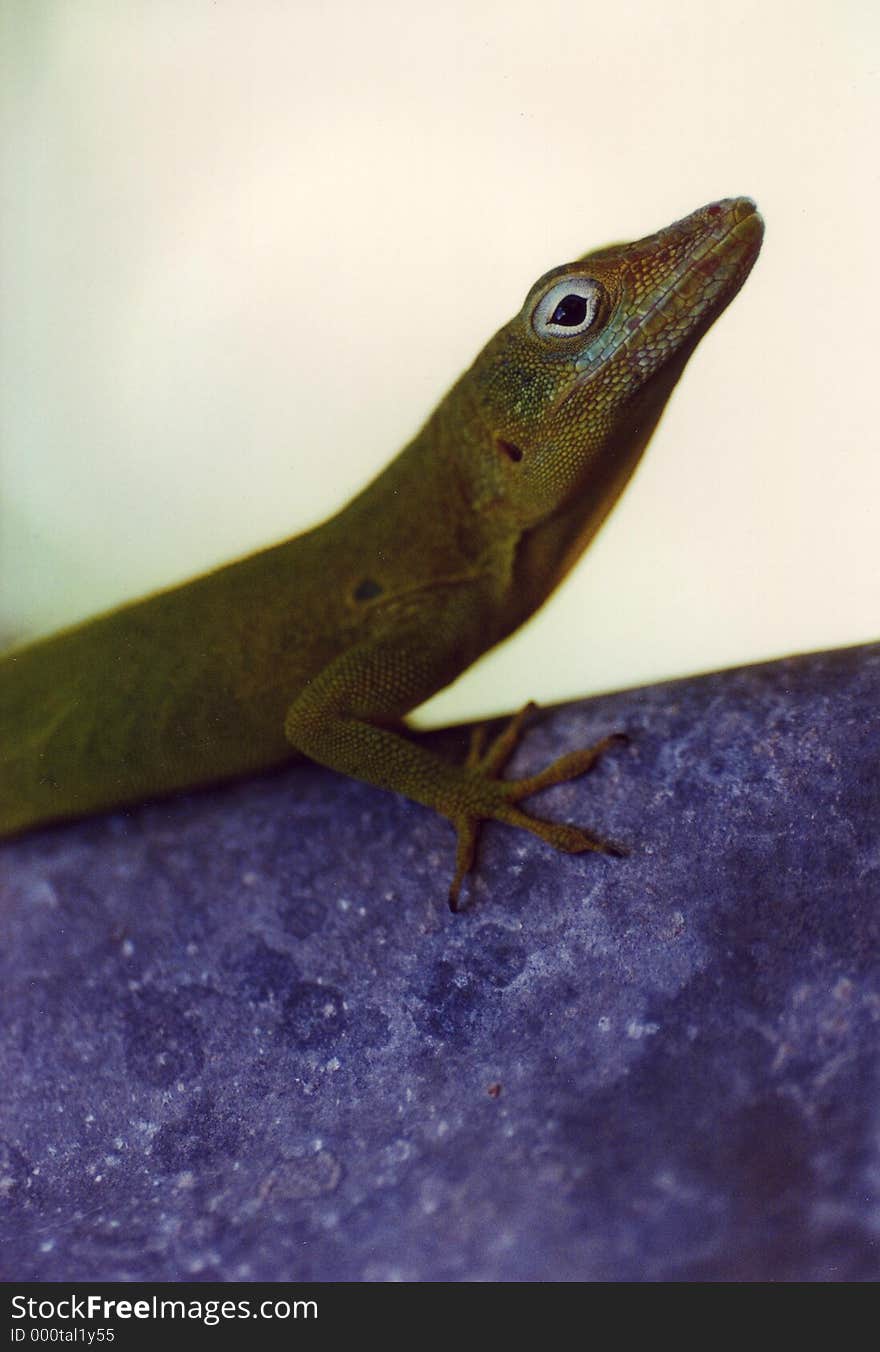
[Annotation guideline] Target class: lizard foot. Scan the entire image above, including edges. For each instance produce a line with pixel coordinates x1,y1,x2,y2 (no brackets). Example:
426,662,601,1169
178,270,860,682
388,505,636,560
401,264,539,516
448,703,627,911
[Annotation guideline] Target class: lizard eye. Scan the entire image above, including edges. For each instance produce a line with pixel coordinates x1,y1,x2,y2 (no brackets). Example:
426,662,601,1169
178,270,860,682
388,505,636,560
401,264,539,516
532,278,606,339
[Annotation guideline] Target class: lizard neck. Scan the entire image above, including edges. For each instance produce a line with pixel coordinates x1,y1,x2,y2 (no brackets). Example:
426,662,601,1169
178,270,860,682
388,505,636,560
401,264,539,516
499,345,695,637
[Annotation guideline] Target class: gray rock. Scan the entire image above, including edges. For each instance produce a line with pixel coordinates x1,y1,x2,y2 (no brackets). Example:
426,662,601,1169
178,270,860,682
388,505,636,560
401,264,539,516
1,643,878,1282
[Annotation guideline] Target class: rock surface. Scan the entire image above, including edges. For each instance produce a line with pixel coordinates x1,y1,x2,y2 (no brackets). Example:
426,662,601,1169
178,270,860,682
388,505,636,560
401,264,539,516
1,642,878,1282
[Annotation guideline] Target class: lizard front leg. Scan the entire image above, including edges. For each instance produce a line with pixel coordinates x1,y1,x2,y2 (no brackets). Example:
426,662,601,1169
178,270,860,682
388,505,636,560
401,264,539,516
283,624,625,909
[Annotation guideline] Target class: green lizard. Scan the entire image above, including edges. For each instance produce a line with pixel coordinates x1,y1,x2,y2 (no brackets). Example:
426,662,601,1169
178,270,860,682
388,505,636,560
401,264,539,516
0,197,763,909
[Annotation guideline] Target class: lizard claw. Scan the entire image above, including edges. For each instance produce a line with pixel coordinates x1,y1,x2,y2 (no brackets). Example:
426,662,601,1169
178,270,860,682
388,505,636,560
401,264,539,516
449,814,478,912
447,705,628,912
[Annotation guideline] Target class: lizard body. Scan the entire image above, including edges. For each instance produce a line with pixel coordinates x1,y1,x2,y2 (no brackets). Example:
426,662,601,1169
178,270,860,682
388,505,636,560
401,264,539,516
0,198,763,906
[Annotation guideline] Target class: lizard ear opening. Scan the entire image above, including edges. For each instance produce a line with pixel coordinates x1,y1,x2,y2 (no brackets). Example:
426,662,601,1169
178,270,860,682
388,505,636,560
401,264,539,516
532,277,607,339
495,437,523,463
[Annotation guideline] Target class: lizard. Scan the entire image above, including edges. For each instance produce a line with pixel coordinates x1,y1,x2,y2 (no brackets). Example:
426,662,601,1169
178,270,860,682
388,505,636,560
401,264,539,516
0,196,764,909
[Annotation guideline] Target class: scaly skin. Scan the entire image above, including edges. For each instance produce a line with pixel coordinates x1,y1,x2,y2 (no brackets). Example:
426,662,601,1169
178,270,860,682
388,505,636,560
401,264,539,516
0,198,763,908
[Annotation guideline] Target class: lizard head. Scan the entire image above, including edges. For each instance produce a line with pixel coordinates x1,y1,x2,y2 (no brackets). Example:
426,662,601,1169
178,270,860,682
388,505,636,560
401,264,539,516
466,197,764,530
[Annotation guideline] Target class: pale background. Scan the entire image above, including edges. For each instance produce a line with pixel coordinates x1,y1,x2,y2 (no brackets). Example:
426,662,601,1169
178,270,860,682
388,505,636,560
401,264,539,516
1,0,876,726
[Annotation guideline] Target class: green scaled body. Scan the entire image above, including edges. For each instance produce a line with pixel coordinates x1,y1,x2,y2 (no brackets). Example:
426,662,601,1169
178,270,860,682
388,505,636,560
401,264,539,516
0,198,763,905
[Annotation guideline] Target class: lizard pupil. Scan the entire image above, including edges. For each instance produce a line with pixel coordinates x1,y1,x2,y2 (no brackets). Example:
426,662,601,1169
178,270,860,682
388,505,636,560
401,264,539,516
550,294,589,326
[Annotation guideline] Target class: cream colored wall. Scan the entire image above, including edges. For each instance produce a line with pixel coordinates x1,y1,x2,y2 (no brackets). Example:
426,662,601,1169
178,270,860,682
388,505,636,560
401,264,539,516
1,0,876,724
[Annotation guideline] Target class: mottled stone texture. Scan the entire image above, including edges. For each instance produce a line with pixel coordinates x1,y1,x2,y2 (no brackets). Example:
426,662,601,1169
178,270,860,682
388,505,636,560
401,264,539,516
1,643,879,1282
